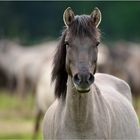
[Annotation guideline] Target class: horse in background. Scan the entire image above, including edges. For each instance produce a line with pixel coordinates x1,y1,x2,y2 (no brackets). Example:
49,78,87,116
0,39,57,98
43,7,140,139
15,41,57,98
0,40,24,91
0,39,57,139
32,45,55,139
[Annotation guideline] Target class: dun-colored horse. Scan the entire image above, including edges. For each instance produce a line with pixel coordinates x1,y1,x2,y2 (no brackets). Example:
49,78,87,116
43,7,140,139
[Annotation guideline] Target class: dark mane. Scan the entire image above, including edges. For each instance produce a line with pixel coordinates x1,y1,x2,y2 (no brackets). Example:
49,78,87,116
52,15,100,99
52,30,68,99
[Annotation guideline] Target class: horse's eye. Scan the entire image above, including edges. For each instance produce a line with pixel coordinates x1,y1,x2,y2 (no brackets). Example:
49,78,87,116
96,41,100,47
65,42,70,48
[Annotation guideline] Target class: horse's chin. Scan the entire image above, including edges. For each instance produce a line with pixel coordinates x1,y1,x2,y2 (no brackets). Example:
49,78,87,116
77,88,90,93
74,85,90,93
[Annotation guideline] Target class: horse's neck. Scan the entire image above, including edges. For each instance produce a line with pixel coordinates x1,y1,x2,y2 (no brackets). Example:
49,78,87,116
63,76,95,129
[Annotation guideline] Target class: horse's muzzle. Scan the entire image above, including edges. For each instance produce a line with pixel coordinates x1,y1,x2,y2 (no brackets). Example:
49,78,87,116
73,72,94,93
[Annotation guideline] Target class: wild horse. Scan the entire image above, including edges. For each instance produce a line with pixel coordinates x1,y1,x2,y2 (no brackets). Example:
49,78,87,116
43,7,140,139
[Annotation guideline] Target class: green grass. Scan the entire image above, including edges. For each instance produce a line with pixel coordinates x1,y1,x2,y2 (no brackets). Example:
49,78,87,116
0,89,140,139
0,89,34,109
0,89,42,140
0,133,33,140
0,132,42,140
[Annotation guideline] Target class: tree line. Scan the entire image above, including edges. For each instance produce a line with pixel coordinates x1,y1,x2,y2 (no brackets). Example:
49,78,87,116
0,1,140,45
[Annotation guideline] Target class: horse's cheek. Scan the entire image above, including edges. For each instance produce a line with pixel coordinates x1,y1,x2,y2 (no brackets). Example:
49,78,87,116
65,57,71,75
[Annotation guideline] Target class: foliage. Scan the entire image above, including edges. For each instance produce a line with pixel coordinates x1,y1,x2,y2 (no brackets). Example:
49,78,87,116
0,1,140,44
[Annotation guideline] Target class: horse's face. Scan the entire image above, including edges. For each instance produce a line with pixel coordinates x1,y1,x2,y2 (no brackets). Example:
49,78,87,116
65,36,98,93
64,7,101,93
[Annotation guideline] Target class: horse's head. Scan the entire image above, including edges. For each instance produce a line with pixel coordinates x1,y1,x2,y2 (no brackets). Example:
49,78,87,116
52,7,101,98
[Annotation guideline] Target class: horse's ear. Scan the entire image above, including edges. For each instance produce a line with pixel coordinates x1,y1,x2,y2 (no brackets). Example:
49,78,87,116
90,7,101,28
63,7,75,27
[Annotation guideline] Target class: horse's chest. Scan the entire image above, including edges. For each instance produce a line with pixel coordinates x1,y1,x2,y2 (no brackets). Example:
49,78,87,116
55,121,108,139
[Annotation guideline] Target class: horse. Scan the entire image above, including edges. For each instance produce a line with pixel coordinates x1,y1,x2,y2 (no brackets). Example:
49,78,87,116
43,7,140,139
15,41,58,98
0,40,24,90
33,46,55,139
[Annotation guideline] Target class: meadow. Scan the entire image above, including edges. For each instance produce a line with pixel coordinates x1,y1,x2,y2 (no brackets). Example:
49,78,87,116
0,89,42,140
0,89,140,140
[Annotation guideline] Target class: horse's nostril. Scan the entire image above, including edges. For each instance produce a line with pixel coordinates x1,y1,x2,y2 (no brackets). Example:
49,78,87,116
87,73,94,84
74,73,94,86
73,74,81,85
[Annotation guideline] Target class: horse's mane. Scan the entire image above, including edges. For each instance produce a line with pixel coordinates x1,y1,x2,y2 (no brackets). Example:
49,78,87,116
52,15,100,99
51,30,68,99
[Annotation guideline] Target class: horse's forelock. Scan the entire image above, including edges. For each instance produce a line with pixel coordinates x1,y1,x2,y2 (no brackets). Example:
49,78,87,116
69,15,100,40
52,30,68,99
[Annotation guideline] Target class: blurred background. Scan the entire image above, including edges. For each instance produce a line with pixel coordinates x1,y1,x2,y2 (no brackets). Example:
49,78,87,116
0,1,140,139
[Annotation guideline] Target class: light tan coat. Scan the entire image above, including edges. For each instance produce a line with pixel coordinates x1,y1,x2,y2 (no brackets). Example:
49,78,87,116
43,73,140,139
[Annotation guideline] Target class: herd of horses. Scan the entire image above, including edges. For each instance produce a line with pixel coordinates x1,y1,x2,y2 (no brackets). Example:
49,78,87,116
0,7,140,139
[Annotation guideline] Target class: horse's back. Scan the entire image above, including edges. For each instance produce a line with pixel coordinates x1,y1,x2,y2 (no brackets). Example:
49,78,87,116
95,73,140,138
95,73,132,102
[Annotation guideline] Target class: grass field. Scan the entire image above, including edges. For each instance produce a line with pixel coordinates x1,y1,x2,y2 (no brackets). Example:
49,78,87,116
0,89,140,140
0,89,42,140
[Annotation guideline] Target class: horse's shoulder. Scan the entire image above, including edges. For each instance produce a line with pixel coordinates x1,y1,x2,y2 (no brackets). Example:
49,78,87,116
95,73,132,102
43,99,58,138
43,99,58,123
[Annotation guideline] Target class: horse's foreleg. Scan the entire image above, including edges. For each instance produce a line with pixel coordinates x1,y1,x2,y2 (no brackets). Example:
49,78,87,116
32,110,43,140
